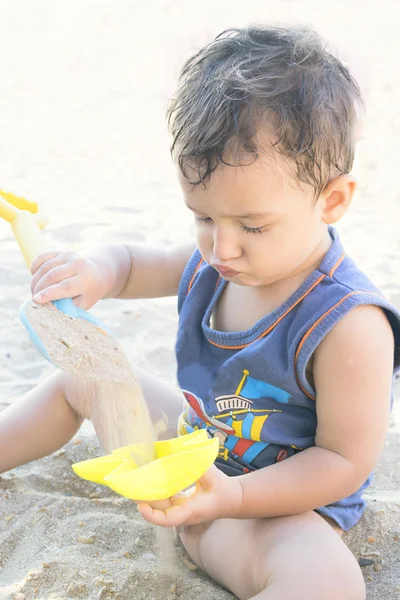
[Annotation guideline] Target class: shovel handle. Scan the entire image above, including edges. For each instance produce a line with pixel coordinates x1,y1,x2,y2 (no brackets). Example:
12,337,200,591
0,190,48,229
11,211,47,270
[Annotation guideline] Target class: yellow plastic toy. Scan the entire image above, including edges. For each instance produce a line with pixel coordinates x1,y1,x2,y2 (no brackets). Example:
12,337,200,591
72,430,219,501
0,189,48,267
0,189,219,502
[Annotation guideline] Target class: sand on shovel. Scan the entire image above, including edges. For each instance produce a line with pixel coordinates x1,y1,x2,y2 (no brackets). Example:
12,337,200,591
24,300,177,575
25,300,157,456
25,301,135,385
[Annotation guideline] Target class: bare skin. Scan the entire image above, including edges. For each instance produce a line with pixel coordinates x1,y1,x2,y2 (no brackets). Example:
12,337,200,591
180,514,364,600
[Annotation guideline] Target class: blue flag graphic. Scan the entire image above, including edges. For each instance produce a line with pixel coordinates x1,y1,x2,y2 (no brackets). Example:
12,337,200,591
241,375,290,404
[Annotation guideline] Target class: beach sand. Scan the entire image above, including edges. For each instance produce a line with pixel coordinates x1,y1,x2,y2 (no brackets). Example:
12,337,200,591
0,1,399,598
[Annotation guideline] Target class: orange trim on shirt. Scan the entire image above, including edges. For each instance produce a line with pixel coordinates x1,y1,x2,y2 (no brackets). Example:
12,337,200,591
329,252,345,277
294,290,381,400
191,250,348,354
187,258,204,294
209,273,326,350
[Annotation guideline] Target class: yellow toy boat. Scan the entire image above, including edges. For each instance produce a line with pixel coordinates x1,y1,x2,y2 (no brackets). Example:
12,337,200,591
72,430,219,501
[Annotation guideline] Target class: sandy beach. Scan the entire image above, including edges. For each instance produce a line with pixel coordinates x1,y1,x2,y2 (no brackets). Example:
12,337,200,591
0,1,399,598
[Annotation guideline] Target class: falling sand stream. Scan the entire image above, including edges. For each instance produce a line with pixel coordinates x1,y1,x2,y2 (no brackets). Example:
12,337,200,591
25,300,177,574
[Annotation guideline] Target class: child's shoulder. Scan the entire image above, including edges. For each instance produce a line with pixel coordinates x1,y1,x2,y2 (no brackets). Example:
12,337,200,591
295,229,400,396
299,228,395,314
323,242,400,370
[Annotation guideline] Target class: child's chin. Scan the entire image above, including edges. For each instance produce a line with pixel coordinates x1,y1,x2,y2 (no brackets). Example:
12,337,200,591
234,274,261,287
241,274,275,287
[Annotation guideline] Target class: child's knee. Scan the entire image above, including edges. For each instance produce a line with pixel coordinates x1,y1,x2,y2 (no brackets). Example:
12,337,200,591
282,553,366,600
180,515,366,600
259,515,366,600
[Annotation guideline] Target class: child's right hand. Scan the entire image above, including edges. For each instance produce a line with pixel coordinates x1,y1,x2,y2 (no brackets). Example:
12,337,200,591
30,249,114,310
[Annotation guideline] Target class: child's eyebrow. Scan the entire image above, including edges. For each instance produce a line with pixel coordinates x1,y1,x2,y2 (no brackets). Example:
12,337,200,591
186,204,274,220
235,212,274,219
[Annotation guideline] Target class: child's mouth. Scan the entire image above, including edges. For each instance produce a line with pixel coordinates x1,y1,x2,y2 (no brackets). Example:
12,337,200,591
214,266,239,278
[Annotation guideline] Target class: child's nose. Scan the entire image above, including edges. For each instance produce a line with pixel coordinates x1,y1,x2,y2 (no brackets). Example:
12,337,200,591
212,226,241,261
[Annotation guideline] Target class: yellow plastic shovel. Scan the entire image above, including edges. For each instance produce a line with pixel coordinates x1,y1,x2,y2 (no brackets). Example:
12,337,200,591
0,189,110,362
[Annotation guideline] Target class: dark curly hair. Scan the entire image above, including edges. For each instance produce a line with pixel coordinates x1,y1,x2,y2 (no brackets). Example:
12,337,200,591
167,26,363,197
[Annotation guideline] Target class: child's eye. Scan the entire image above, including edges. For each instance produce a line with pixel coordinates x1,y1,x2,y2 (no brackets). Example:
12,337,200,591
242,224,264,234
195,216,213,224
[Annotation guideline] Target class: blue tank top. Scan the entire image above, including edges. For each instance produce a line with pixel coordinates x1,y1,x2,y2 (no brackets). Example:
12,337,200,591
175,227,400,531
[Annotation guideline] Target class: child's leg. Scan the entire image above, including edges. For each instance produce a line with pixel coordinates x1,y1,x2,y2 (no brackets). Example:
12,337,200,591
0,371,83,473
180,511,365,600
0,367,184,473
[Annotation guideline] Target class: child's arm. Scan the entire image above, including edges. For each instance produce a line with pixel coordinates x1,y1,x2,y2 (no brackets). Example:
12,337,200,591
139,304,395,527
30,241,196,308
234,304,394,518
109,241,196,299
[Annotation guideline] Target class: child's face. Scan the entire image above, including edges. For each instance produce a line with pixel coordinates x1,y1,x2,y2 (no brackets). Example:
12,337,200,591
179,150,330,289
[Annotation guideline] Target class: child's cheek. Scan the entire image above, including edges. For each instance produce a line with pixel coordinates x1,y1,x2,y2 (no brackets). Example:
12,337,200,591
196,229,213,258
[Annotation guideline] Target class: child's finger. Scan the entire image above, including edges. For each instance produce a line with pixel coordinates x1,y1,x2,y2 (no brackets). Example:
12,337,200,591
72,295,90,310
138,502,192,528
137,503,169,525
170,491,193,506
30,254,74,293
143,492,207,527
31,263,77,297
30,250,67,275
32,276,80,304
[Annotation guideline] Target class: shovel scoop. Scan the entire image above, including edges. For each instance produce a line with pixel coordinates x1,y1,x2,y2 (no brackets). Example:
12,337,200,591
0,189,109,366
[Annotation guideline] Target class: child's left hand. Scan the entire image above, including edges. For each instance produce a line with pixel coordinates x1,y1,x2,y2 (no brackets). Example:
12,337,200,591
137,465,242,527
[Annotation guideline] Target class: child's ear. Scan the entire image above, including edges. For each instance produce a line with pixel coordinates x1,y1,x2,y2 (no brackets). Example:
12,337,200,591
320,174,357,224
